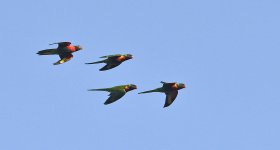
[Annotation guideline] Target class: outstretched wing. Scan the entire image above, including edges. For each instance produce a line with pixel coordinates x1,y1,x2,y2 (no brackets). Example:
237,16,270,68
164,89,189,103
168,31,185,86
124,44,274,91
58,52,73,59
50,42,71,48
164,90,178,108
53,53,73,65
99,62,122,71
100,54,121,58
104,90,126,105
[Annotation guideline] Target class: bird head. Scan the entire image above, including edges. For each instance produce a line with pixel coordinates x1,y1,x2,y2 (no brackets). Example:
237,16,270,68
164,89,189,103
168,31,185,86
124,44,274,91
129,84,137,90
177,83,186,90
124,54,133,60
124,84,137,92
75,45,83,51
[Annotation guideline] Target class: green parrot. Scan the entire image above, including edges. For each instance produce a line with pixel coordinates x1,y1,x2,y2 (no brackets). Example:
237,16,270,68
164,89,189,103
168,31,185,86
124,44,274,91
85,54,133,71
138,81,186,108
88,84,137,105
37,42,83,65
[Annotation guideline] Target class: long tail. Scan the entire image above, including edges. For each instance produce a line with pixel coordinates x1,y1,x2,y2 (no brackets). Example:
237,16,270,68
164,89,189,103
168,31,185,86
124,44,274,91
85,60,105,64
88,88,109,91
138,88,163,94
37,49,58,55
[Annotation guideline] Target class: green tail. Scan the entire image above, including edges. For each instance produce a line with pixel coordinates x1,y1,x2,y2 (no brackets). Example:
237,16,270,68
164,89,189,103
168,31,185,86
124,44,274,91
138,88,163,94
37,49,58,55
85,60,105,64
88,88,109,91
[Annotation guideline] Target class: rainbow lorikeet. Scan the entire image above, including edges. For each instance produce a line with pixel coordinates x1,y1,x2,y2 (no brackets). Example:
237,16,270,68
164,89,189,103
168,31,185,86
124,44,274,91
85,54,133,71
37,42,83,65
88,84,137,105
139,81,186,108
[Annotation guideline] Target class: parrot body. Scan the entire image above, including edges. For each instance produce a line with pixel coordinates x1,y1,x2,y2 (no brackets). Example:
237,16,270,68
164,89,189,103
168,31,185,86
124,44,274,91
88,84,137,105
37,42,83,65
139,81,186,108
86,54,133,71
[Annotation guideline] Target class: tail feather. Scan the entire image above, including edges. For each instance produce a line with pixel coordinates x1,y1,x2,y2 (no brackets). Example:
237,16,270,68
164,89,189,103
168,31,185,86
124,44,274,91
138,88,162,94
88,88,109,91
85,60,105,64
37,49,58,55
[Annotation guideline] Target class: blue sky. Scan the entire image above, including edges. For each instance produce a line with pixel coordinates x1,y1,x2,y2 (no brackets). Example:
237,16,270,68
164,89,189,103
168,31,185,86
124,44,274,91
0,0,279,149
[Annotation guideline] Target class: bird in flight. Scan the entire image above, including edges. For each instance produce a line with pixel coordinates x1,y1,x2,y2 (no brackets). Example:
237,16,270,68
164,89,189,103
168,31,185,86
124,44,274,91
85,54,133,71
37,42,83,65
88,84,137,105
139,81,186,108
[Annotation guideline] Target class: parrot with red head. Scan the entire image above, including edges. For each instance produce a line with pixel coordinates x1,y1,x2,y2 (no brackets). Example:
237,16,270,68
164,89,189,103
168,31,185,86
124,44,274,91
37,42,83,65
88,84,137,105
139,81,186,108
85,54,133,71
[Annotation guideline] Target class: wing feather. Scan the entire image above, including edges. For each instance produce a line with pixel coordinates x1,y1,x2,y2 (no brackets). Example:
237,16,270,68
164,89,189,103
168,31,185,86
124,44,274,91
164,90,178,108
53,53,73,65
50,42,71,48
104,90,126,105
100,62,121,71
100,54,121,58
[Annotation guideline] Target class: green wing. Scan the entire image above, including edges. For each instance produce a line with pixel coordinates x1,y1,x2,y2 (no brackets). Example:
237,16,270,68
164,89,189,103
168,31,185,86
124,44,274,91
164,90,178,108
100,62,122,71
100,54,121,58
49,42,71,48
53,53,73,65
104,90,126,105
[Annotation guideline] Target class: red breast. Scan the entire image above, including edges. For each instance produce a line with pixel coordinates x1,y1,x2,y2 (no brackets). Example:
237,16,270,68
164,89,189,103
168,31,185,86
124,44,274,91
171,84,179,90
116,56,126,62
66,45,76,52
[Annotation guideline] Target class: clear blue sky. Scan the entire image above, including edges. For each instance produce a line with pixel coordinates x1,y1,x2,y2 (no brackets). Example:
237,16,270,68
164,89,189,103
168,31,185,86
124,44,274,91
0,0,279,149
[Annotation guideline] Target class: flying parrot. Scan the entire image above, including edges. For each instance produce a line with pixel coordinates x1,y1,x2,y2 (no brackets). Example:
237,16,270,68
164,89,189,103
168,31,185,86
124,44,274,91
85,54,133,71
37,42,83,65
88,84,137,105
138,81,186,108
